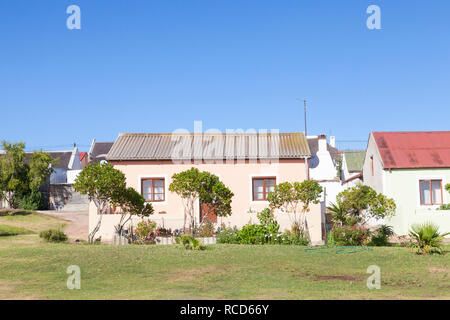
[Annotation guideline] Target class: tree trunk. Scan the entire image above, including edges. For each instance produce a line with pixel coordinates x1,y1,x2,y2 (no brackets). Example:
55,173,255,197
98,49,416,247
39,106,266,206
88,209,103,243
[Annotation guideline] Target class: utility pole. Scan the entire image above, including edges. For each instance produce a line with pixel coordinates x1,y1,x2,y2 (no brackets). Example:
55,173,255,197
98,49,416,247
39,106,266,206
296,98,307,136
297,98,309,180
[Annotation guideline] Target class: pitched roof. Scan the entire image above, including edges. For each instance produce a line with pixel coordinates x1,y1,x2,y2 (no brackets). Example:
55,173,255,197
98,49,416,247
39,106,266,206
0,151,74,169
46,151,74,169
107,132,311,161
343,150,366,172
79,152,87,161
307,137,340,162
373,131,450,169
89,142,114,163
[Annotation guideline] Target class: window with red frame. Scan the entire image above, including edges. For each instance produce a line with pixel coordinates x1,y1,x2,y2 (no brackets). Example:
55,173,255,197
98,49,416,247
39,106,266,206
419,180,443,205
141,178,165,202
252,177,276,201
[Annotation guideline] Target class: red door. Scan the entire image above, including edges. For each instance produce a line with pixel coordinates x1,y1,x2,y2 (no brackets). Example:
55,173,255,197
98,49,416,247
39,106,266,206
200,203,217,223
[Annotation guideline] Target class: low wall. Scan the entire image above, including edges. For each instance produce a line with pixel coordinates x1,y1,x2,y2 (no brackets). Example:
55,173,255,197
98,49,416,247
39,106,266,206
89,202,324,245
49,185,74,210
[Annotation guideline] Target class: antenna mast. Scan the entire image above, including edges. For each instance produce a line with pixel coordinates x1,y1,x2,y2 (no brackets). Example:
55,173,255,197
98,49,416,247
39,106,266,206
297,98,307,136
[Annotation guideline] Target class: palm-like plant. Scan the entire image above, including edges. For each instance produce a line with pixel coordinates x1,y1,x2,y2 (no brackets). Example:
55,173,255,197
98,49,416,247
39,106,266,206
409,222,450,255
326,202,347,226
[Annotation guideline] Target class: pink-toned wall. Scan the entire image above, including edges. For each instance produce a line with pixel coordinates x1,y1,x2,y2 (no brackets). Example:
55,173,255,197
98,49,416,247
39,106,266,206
89,159,323,244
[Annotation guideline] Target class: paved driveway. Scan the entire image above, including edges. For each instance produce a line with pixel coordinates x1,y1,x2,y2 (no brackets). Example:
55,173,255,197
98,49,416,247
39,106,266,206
39,210,88,241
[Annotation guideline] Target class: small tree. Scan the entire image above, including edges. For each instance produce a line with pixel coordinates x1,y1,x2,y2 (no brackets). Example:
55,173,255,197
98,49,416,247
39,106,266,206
169,168,234,234
446,183,450,194
28,151,57,192
169,167,202,233
197,171,234,229
111,187,154,237
73,162,126,243
0,141,29,207
336,185,396,225
268,180,322,232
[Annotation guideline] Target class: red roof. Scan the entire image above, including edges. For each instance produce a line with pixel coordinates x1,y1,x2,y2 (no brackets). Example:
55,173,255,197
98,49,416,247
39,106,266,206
373,131,450,169
79,152,87,161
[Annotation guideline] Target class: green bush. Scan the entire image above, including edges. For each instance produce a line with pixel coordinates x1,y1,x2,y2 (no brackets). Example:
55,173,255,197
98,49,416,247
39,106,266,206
176,234,206,250
409,222,450,255
331,225,371,246
216,226,240,244
197,221,215,237
134,219,157,244
369,225,394,247
438,204,450,210
238,224,269,244
39,229,68,242
19,191,47,210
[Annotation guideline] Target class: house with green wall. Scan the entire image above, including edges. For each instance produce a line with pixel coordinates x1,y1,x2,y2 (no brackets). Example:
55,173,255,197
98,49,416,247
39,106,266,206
363,131,450,237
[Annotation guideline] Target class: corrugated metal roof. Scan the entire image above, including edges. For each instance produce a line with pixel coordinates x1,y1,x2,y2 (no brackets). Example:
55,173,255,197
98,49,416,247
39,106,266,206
343,150,366,172
373,131,450,169
107,132,311,161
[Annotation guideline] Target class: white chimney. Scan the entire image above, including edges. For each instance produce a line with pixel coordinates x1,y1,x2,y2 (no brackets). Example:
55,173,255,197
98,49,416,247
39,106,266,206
318,134,327,153
330,136,336,148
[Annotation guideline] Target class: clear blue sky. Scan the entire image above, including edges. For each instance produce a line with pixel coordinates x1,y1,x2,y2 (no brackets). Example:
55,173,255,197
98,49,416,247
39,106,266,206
1,0,449,152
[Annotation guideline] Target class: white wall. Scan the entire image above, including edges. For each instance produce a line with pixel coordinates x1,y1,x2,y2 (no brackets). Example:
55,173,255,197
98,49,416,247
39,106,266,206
67,169,82,184
362,133,385,194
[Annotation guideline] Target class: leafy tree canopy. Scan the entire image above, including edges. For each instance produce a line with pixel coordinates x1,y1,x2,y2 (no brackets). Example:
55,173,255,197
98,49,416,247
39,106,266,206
169,167,234,231
28,151,58,192
73,162,126,211
336,185,396,224
268,180,323,214
111,187,154,236
73,162,127,243
0,141,29,207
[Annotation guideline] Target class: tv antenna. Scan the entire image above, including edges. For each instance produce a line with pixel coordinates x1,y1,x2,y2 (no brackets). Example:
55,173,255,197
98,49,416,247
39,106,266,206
296,98,307,136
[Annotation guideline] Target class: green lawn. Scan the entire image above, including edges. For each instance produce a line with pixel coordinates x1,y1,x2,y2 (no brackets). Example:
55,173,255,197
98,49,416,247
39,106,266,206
0,212,449,299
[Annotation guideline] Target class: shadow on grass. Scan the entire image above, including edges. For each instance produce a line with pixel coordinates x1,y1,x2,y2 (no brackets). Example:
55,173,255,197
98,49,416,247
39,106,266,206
0,209,33,217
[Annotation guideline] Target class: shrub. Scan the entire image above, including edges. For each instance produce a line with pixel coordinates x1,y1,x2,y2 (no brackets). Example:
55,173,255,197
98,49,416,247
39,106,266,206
155,227,172,237
134,219,157,244
238,224,269,244
369,225,394,247
216,226,240,244
39,229,68,242
409,222,450,255
197,221,215,237
331,225,371,246
19,191,47,210
176,234,206,250
438,204,450,210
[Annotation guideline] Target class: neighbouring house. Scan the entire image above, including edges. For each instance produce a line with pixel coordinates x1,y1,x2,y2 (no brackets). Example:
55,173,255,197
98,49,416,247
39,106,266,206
47,146,83,185
341,150,365,187
79,152,88,169
307,134,343,232
88,139,114,164
0,145,83,209
363,131,450,237
89,132,324,244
